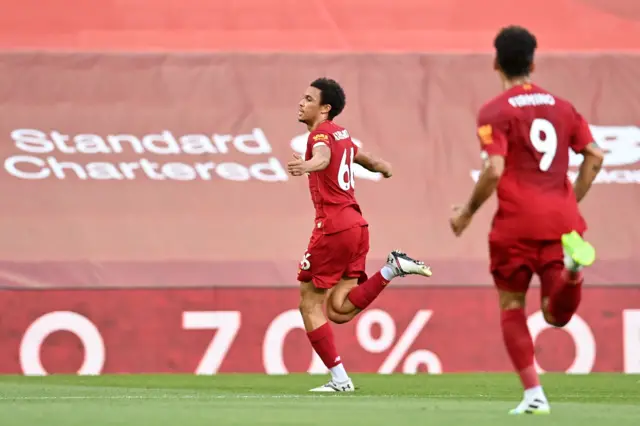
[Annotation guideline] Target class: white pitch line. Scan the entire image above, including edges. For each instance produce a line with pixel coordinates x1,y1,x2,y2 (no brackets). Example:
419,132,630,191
1,393,611,402
0,394,459,401
0,395,309,401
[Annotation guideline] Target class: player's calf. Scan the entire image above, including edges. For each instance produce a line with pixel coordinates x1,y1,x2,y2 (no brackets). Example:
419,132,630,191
299,282,353,392
498,288,550,414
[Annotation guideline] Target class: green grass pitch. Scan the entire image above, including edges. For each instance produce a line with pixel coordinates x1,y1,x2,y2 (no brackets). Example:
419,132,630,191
0,373,638,425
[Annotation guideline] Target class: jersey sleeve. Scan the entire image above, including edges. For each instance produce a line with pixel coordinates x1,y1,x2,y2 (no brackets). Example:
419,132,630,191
307,131,331,152
569,108,594,153
476,106,509,158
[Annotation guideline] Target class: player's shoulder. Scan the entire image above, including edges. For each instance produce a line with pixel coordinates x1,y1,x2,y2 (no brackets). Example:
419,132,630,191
308,130,331,146
311,121,351,142
308,122,333,146
477,91,515,124
531,84,576,110
478,83,578,123
319,120,349,136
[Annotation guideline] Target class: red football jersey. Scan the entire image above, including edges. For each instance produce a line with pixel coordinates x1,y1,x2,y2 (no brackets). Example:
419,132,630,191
305,120,368,234
476,83,594,241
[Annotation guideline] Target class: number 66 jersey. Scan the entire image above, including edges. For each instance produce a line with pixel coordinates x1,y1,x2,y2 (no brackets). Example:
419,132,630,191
476,83,595,242
297,120,370,289
305,120,369,235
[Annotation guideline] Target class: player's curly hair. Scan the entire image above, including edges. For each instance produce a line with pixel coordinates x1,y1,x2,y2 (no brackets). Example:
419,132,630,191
494,26,538,78
311,78,346,120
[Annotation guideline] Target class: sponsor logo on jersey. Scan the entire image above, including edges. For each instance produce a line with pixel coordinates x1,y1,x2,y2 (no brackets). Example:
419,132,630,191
312,133,329,142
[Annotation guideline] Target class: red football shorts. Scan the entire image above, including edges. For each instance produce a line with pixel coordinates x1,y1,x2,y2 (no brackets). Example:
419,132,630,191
489,239,565,296
297,225,370,289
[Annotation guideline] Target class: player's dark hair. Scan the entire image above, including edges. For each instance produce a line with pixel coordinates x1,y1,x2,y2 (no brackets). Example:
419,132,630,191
494,26,538,78
310,78,346,120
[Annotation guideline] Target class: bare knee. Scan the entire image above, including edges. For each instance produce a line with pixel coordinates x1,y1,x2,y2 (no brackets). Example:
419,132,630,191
327,309,351,324
298,297,318,317
328,278,359,316
541,297,568,327
544,312,568,327
298,281,327,331
499,290,526,311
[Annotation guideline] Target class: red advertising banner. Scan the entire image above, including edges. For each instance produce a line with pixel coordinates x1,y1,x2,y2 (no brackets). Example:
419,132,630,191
0,287,638,375
0,52,639,288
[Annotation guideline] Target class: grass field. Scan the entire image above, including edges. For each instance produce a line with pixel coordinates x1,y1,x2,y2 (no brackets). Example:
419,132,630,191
0,373,638,425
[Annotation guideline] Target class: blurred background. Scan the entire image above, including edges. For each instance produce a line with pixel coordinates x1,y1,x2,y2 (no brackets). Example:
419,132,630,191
0,0,639,376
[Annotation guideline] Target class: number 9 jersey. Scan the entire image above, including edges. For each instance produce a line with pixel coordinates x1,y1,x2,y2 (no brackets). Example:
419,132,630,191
476,83,594,242
305,120,369,235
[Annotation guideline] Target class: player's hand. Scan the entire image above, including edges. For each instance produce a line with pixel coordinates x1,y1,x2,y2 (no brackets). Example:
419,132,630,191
287,153,307,177
380,161,393,178
449,204,473,237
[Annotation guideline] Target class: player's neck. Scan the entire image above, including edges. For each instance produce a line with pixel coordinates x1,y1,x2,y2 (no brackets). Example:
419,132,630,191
308,117,329,132
503,76,532,91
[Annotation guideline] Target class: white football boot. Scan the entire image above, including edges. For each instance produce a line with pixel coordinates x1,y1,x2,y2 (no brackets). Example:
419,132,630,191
509,396,551,415
386,250,432,278
309,378,355,393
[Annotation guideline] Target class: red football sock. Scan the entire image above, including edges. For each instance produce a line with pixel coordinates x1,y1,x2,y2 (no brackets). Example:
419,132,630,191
548,269,583,326
307,322,341,369
501,308,540,390
347,272,388,310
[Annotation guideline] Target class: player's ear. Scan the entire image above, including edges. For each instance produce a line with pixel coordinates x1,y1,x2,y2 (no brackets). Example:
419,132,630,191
320,103,332,117
529,62,536,74
493,57,500,72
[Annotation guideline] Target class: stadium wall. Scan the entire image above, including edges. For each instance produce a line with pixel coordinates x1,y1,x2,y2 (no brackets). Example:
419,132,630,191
0,51,639,374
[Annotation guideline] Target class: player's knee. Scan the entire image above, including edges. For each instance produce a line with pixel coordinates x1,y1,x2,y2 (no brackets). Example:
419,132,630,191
499,291,526,310
298,296,321,319
542,309,569,327
327,309,350,324
298,299,314,317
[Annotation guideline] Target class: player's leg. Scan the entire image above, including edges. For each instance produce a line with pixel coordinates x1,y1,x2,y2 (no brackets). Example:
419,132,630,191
297,232,355,392
328,226,432,320
491,240,550,415
540,261,581,327
327,252,432,320
539,232,596,327
299,280,354,392
326,278,360,324
345,250,432,312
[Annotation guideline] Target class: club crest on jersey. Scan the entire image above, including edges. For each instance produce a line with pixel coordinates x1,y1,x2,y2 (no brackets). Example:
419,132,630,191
313,133,329,142
477,124,493,145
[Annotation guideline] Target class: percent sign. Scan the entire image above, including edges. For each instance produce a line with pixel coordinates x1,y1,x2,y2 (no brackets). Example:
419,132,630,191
356,309,442,374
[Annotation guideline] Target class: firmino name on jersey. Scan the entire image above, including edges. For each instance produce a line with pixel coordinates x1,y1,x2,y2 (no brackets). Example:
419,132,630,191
508,93,556,108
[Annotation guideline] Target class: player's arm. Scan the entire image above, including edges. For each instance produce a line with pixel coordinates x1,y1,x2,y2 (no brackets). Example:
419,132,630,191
354,150,392,178
451,150,504,237
570,111,604,202
451,116,507,236
287,133,332,176
304,144,332,172
574,142,604,202
462,121,508,215
463,153,504,215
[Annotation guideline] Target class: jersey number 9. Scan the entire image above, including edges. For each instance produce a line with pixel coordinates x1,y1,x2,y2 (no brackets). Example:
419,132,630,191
529,118,558,172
